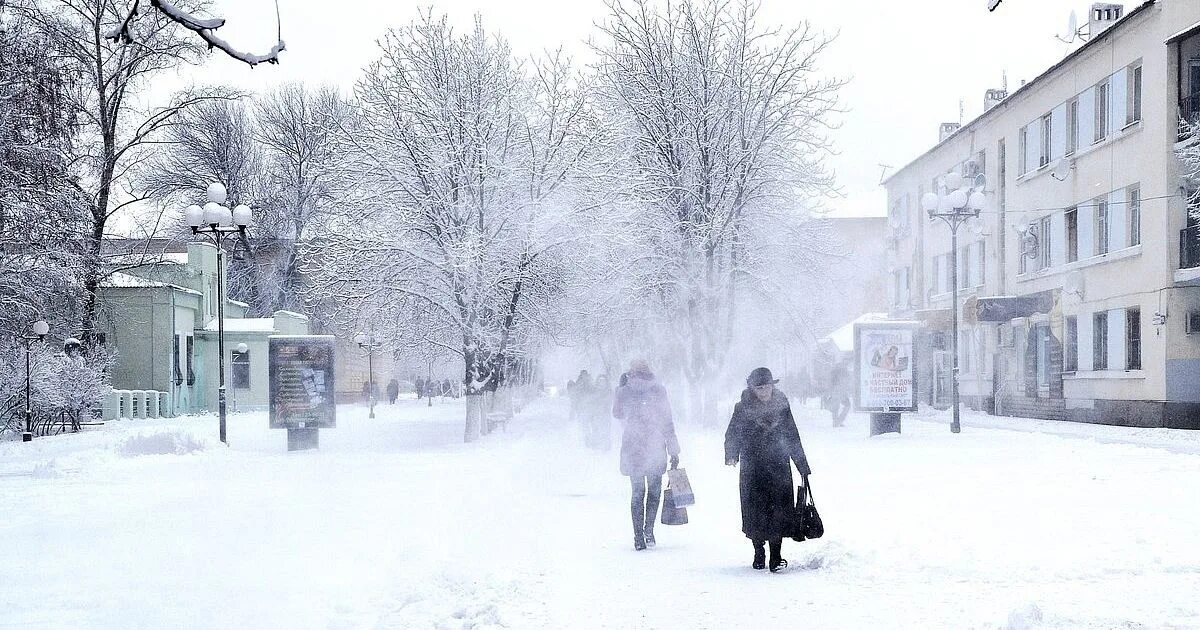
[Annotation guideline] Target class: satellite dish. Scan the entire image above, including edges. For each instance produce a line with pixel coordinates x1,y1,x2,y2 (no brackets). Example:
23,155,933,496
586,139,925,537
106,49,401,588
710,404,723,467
1064,271,1086,298
1068,10,1078,36
973,173,988,191
1051,158,1074,181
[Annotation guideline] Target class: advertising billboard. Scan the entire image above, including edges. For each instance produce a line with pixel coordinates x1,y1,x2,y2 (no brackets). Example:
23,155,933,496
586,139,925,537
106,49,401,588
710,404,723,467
268,335,337,429
854,323,919,413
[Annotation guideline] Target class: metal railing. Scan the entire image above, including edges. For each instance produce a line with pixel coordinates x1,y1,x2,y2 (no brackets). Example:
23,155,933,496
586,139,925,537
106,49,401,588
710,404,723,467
1179,91,1200,140
1181,225,1200,270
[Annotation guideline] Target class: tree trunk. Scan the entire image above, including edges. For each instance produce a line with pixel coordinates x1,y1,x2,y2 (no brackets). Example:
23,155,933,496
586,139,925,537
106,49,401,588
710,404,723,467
464,393,483,442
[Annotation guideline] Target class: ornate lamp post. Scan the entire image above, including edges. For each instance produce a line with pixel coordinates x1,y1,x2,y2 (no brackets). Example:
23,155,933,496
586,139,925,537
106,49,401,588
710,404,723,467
232,342,248,413
21,319,50,442
183,182,252,445
921,171,987,434
356,333,383,419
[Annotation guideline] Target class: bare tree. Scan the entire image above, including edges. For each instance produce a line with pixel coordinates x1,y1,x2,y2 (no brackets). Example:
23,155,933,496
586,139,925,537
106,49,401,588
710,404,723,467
250,84,351,315
593,0,843,424
20,0,221,342
313,11,606,441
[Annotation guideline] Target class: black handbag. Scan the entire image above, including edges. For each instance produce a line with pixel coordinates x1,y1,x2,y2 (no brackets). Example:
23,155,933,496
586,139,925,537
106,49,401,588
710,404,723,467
661,487,689,525
791,481,824,542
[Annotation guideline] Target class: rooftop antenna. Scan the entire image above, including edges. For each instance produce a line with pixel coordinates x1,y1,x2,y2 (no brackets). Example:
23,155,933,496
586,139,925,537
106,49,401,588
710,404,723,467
1002,70,1008,92
877,164,893,185
959,99,965,125
1056,9,1087,44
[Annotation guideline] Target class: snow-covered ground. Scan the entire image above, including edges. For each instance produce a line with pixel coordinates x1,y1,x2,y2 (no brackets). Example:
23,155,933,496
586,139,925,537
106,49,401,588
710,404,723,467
2,396,1199,629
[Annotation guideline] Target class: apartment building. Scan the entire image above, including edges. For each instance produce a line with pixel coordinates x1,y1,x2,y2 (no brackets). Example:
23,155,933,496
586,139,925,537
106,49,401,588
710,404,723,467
883,0,1200,428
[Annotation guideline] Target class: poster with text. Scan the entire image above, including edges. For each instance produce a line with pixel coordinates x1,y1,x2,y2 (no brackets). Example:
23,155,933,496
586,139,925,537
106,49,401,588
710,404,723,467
269,335,337,429
854,324,918,412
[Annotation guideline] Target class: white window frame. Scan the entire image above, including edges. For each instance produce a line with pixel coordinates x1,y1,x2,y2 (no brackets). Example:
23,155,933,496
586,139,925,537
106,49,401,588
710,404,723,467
1040,113,1052,167
1066,98,1079,155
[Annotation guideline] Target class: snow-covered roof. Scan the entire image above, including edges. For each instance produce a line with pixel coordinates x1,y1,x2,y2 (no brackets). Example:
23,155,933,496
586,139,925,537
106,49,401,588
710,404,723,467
273,310,309,320
108,251,190,266
201,318,277,333
821,313,891,352
102,272,201,296
228,298,250,308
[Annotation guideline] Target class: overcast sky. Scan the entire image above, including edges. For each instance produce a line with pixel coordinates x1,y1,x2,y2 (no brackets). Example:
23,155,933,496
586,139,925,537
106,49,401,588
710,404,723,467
163,0,1103,218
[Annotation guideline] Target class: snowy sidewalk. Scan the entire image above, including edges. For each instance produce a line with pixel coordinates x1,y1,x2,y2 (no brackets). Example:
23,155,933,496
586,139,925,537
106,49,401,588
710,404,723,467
0,397,1198,629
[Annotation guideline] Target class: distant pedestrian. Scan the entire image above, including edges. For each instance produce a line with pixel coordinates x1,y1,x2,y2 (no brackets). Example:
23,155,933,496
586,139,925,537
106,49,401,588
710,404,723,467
827,360,852,427
416,378,426,400
569,370,592,431
612,359,680,551
441,378,453,398
386,378,400,405
586,375,613,451
724,367,811,573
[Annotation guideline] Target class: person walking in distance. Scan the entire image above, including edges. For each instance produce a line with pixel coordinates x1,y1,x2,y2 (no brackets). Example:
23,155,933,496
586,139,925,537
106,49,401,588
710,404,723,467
828,359,852,427
725,367,811,572
612,359,681,551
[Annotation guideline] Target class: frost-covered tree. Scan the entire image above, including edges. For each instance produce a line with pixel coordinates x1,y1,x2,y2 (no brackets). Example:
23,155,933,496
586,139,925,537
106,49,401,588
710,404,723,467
314,11,601,441
141,84,351,317
592,0,843,424
0,3,90,354
18,0,220,343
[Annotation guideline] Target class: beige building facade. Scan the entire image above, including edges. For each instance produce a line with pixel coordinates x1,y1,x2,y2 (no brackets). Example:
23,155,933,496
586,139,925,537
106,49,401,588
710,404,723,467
884,0,1200,427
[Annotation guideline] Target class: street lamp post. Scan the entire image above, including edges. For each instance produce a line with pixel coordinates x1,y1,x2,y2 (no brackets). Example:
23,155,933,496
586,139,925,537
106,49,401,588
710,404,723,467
21,319,50,442
232,342,248,413
921,171,987,434
183,183,253,445
356,333,383,419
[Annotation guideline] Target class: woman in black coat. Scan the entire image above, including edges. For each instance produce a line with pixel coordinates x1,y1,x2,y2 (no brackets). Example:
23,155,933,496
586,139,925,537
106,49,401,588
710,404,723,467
724,367,811,572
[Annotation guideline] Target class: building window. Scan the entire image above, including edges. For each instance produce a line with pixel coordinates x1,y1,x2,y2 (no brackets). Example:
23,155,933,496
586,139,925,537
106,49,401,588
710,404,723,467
173,335,183,386
1039,215,1053,269
185,335,195,386
1065,206,1078,262
1065,316,1078,372
1019,126,1029,174
1039,113,1052,167
1127,185,1141,247
232,349,251,389
1093,312,1109,370
1126,308,1141,370
1095,198,1110,255
1188,311,1200,334
1127,64,1142,125
1095,81,1110,142
976,240,986,286
1035,324,1051,388
1066,98,1079,155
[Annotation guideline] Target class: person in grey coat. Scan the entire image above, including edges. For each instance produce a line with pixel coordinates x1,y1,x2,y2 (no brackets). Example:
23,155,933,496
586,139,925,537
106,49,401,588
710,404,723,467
612,359,681,551
725,367,811,572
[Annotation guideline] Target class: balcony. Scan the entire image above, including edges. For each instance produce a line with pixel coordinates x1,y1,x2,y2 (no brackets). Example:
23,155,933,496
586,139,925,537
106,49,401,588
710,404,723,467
1179,92,1200,142
1176,226,1200,285
1181,225,1200,269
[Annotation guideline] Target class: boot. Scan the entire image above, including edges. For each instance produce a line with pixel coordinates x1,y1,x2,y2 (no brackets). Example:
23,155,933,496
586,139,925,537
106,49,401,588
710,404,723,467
643,508,657,548
768,538,787,573
632,500,646,551
752,540,766,570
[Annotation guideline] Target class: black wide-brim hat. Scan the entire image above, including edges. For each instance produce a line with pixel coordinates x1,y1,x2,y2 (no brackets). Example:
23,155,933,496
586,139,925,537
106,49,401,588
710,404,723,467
747,367,779,387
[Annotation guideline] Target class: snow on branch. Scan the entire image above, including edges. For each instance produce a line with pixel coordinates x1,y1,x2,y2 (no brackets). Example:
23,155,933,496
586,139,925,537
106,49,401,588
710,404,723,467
107,0,285,67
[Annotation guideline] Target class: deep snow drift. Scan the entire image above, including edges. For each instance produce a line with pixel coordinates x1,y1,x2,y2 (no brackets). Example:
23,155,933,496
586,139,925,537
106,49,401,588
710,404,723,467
1,397,1199,629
